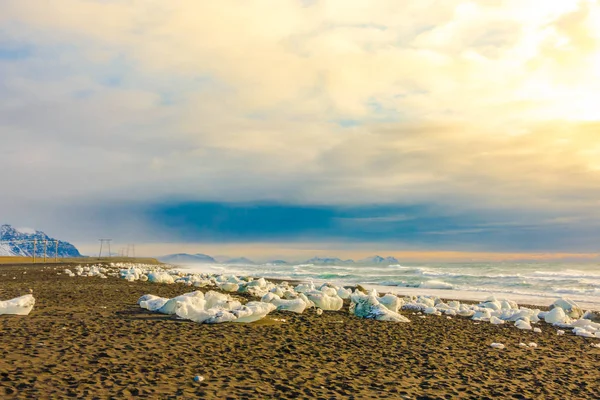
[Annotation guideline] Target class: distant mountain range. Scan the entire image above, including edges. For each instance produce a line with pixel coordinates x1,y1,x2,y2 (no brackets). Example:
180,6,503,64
0,224,81,257
158,253,217,264
158,252,400,266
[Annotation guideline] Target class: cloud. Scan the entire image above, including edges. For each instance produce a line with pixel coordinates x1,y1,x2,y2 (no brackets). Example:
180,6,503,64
1,0,599,250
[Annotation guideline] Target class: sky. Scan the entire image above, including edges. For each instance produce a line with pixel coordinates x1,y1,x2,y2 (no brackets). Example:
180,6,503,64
1,0,600,260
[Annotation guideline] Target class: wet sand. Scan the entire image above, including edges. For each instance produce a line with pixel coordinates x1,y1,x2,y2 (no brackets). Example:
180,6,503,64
1,264,599,399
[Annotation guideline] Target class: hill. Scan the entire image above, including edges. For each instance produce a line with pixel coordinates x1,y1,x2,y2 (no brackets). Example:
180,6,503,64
0,224,81,258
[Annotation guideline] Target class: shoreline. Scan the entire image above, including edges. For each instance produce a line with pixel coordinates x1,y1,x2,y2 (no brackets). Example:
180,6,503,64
176,264,600,311
2,263,600,399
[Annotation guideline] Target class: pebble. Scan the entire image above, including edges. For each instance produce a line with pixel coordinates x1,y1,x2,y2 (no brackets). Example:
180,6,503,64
193,376,205,382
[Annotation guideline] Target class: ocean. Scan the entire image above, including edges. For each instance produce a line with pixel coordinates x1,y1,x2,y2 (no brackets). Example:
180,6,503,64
180,261,600,310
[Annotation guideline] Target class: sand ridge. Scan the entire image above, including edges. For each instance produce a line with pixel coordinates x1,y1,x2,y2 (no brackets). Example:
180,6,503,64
1,264,599,399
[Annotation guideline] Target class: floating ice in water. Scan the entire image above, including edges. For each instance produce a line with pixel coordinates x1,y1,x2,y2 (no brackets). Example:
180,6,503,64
490,343,505,349
0,294,36,316
350,291,410,322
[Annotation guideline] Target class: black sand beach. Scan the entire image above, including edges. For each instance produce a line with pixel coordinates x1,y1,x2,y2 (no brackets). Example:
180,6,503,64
1,263,599,399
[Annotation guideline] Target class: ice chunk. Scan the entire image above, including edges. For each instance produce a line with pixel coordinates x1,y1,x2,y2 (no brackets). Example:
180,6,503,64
549,298,583,319
232,302,276,323
294,282,316,293
217,282,239,292
490,316,505,325
515,320,532,330
173,293,276,324
378,293,403,313
424,307,438,315
544,307,568,324
262,293,307,314
337,287,352,300
158,291,205,315
490,343,505,349
582,310,600,323
574,327,595,338
473,309,491,321
147,272,175,284
0,294,35,316
271,298,307,314
350,292,410,322
306,291,343,311
533,327,542,333
140,296,169,311
270,287,285,298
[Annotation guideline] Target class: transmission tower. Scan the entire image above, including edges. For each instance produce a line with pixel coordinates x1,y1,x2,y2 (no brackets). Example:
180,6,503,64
98,239,112,258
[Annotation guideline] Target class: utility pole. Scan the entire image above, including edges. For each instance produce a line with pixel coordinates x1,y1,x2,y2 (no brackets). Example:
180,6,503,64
32,239,37,263
43,239,48,263
54,240,59,262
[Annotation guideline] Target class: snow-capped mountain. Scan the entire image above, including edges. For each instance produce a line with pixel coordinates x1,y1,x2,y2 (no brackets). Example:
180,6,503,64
0,224,81,257
303,257,355,265
356,255,400,265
